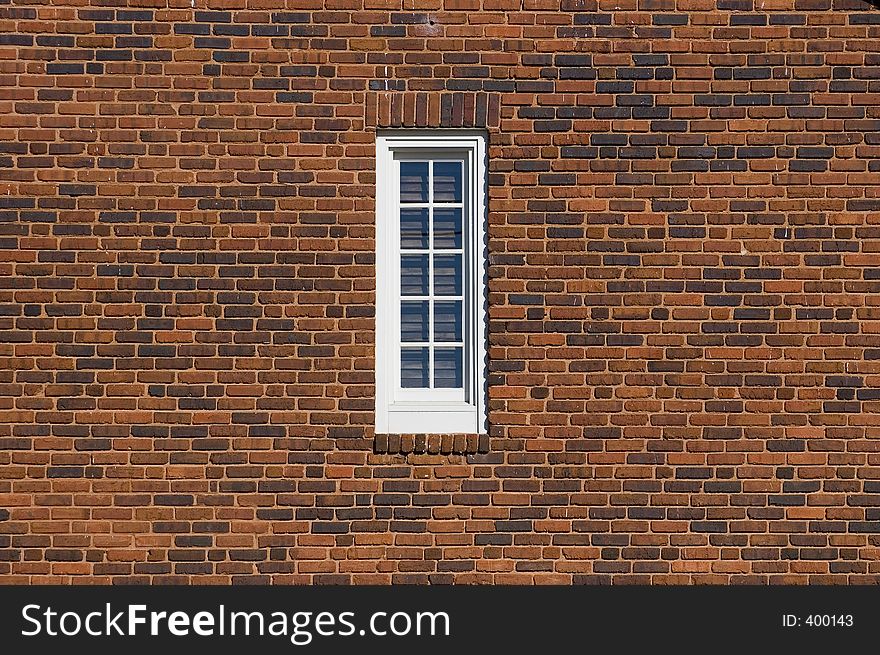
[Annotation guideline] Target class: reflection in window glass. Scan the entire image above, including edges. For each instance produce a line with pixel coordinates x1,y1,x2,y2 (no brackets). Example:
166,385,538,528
401,347,429,388
401,207,429,249
400,162,428,203
433,161,462,203
433,254,462,296
433,300,462,342
400,254,429,296
401,301,429,342
433,207,462,249
434,347,463,388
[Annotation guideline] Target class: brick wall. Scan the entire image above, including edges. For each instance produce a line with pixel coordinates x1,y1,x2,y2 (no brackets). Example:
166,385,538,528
2,0,880,583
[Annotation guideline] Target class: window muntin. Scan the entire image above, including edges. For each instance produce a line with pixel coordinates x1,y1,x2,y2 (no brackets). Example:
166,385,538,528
375,131,487,435
398,159,465,392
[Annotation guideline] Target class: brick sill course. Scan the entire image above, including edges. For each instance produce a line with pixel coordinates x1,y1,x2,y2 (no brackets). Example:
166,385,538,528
374,433,488,455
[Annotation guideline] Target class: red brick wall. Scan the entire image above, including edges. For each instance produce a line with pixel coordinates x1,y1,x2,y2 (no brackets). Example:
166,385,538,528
2,0,880,583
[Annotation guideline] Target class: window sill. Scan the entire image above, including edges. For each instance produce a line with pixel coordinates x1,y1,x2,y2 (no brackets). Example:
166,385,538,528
374,433,488,455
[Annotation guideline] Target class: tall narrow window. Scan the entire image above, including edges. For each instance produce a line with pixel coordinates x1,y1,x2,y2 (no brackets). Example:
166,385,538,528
375,131,487,434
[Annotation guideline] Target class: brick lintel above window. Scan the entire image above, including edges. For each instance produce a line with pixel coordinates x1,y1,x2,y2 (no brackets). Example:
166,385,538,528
366,91,501,130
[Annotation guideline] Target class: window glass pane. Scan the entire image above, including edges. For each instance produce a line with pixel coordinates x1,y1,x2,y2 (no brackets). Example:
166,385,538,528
433,300,462,342
433,254,462,296
400,161,428,203
433,207,462,249
433,161,462,203
401,254,429,296
401,300,429,342
401,207,429,249
434,347,463,388
401,347,429,388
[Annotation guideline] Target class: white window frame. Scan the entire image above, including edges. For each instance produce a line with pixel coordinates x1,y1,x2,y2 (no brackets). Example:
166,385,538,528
375,130,488,435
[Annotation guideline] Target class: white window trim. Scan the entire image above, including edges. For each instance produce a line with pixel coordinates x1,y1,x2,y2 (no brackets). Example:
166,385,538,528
375,130,488,435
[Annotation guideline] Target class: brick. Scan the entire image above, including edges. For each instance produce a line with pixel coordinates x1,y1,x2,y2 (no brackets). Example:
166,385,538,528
0,2,878,587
